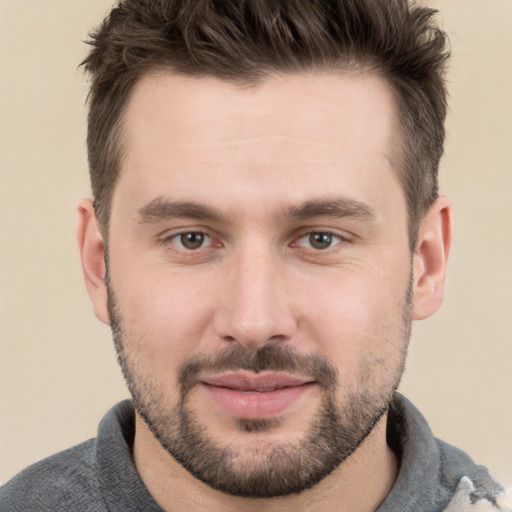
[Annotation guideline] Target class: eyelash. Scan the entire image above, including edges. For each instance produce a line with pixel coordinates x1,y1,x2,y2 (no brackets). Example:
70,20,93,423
294,231,345,251
161,229,347,253
172,231,213,250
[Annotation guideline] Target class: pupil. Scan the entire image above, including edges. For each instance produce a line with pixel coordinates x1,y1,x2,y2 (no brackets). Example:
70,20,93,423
310,232,332,250
181,232,204,249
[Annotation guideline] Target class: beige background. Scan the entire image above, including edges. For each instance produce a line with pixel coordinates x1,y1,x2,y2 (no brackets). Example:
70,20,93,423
1,0,511,486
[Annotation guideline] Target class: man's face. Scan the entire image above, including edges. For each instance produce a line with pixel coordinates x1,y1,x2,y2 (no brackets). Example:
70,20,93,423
105,72,413,497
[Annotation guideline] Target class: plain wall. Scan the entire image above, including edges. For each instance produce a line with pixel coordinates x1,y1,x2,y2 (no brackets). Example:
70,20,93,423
1,0,511,485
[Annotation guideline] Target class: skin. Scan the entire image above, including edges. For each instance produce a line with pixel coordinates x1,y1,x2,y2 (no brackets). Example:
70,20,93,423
77,71,452,511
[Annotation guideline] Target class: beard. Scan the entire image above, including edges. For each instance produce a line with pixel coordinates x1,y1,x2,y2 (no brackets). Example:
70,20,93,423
106,276,411,498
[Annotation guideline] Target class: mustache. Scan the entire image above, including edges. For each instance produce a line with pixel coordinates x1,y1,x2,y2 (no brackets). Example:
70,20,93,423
178,344,338,394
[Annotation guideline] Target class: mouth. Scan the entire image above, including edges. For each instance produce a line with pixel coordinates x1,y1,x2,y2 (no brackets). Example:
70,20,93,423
199,372,316,419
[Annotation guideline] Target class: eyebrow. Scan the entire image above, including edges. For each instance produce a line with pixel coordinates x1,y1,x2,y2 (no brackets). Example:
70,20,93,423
137,196,377,225
284,198,377,221
137,197,228,224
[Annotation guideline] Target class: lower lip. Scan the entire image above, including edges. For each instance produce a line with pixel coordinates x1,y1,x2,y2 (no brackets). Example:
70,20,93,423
201,382,315,419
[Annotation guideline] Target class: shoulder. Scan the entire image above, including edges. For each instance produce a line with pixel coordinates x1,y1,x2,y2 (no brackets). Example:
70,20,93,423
437,440,511,512
384,394,509,512
443,475,512,512
0,439,107,512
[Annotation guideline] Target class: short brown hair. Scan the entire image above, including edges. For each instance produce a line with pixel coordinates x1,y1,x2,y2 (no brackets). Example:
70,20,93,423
82,0,449,248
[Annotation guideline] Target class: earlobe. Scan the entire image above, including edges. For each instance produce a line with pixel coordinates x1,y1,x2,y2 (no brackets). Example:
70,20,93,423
76,199,110,325
412,196,453,321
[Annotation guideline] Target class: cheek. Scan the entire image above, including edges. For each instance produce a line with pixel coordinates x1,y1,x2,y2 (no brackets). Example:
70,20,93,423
298,265,410,370
110,259,218,365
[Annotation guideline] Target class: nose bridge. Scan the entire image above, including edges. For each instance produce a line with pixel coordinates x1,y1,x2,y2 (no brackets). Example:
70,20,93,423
214,238,296,348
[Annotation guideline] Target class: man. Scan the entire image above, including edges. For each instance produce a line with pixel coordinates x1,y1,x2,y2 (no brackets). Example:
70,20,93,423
0,0,509,510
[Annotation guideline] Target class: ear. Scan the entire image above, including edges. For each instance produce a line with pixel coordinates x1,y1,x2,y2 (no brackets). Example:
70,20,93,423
412,196,453,320
76,199,110,325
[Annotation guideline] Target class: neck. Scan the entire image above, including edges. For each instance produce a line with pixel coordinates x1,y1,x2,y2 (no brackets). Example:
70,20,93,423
133,413,398,512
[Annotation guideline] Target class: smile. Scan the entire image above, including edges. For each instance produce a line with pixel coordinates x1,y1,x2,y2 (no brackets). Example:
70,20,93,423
200,372,316,419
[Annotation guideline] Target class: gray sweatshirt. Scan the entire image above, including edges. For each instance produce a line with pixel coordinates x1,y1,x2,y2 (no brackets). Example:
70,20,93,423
0,394,509,511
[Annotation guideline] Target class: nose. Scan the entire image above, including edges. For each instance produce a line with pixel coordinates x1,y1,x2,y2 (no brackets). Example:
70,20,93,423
213,244,298,350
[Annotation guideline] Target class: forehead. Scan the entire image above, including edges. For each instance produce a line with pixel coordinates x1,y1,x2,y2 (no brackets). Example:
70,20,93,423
114,71,402,219
123,70,397,153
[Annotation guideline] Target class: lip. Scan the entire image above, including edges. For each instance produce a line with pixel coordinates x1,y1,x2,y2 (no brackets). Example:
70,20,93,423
200,372,316,419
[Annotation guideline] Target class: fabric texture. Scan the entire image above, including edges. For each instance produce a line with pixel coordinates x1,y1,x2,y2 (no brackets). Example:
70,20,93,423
0,394,508,511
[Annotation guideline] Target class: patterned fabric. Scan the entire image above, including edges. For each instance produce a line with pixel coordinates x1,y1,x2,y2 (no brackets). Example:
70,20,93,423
444,477,512,512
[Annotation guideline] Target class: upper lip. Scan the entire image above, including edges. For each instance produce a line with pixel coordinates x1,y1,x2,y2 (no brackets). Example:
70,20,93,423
201,372,314,392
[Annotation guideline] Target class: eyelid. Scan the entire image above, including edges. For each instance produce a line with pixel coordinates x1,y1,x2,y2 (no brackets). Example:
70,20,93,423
293,230,345,249
159,227,220,249
175,232,212,250
291,226,351,242
157,226,352,252
159,225,211,239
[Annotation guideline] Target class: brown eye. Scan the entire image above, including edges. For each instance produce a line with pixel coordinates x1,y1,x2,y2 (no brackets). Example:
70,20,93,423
295,231,343,251
177,232,208,250
308,232,334,250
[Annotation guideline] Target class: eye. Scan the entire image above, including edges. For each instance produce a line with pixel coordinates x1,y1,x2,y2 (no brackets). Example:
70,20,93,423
172,231,212,250
296,231,343,250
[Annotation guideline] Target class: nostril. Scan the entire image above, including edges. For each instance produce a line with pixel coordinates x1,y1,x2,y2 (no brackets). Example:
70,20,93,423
268,335,289,343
